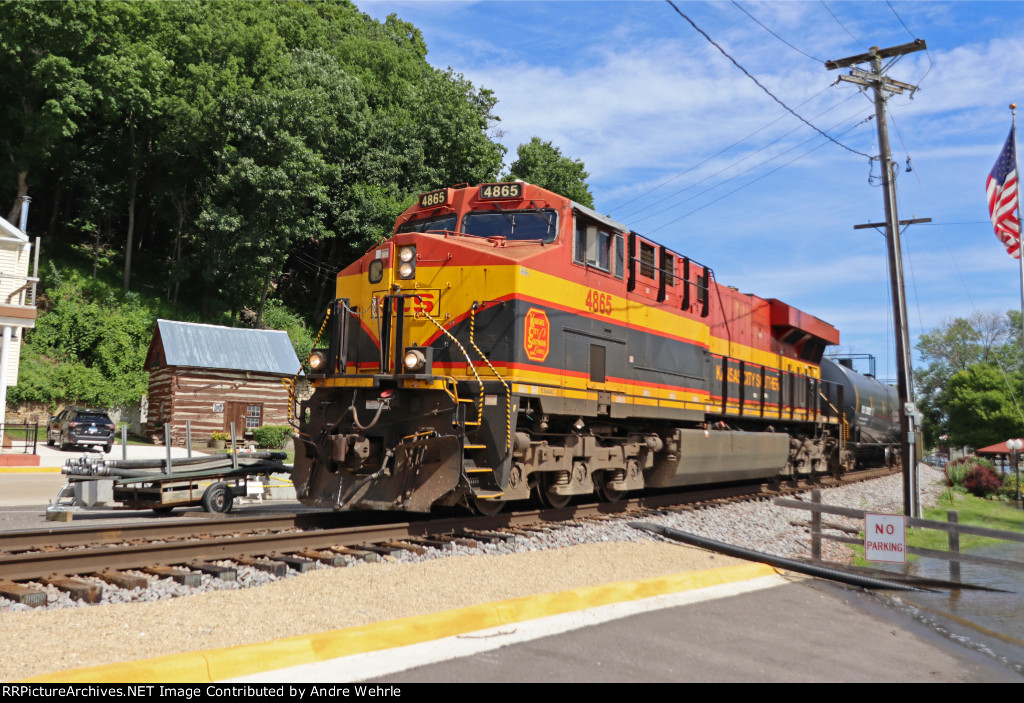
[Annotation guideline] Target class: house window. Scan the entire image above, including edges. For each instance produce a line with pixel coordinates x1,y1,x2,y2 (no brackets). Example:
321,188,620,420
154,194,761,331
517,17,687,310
245,405,262,429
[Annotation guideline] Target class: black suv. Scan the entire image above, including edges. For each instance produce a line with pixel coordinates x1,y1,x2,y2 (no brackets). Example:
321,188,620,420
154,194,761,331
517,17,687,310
47,407,116,452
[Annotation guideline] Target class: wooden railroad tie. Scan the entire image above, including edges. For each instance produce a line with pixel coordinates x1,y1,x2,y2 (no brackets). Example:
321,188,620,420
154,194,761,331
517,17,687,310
39,577,103,604
327,545,380,562
94,570,150,590
233,557,288,577
142,565,202,587
294,548,349,567
188,562,237,581
272,555,317,573
0,580,47,607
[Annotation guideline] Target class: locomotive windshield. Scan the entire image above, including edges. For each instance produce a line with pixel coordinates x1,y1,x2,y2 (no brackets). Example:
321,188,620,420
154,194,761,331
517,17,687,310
461,209,557,242
397,214,457,234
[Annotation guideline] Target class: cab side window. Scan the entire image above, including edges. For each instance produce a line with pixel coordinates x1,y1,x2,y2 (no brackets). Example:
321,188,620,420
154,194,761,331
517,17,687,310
574,219,624,279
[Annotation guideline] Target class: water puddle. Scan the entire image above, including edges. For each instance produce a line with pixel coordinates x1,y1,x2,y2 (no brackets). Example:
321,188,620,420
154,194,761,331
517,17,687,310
874,540,1024,675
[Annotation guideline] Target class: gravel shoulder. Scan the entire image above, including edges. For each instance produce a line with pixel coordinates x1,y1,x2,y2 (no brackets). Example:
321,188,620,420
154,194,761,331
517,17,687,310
0,465,947,682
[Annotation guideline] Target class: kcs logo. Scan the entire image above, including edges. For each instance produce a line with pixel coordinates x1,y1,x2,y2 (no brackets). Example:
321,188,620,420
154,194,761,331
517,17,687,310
410,292,435,315
523,308,550,362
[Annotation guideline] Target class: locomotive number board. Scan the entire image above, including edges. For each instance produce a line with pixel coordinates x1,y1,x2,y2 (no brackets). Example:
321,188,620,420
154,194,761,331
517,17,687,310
418,189,448,208
479,182,522,200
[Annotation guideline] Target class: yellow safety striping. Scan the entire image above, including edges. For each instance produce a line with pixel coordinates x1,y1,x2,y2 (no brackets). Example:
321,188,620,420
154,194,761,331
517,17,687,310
18,563,777,683
0,466,63,473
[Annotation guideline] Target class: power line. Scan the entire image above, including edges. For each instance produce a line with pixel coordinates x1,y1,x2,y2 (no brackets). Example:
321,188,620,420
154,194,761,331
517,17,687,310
645,114,875,234
665,1,872,160
820,1,867,49
730,1,823,63
622,94,868,222
608,84,835,214
884,0,933,87
885,0,914,37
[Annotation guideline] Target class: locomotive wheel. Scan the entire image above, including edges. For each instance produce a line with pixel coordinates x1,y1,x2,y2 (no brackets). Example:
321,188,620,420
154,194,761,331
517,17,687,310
596,477,627,503
472,497,506,516
536,474,571,509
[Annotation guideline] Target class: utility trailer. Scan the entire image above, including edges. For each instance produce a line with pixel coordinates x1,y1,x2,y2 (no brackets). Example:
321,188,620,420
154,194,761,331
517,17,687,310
47,452,290,518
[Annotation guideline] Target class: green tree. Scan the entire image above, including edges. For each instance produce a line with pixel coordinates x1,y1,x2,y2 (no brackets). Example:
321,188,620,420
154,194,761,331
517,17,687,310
1,0,506,325
944,364,1023,448
0,1,101,220
504,137,594,207
914,310,1024,447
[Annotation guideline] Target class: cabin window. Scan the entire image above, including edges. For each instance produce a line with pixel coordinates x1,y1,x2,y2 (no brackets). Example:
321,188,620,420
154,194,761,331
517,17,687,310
245,404,263,429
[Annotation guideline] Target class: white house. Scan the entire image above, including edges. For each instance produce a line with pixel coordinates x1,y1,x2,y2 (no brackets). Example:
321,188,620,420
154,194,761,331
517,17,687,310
0,212,38,428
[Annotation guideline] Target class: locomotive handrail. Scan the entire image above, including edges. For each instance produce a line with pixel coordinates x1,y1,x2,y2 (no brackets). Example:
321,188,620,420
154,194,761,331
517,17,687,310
413,296,487,430
470,302,513,454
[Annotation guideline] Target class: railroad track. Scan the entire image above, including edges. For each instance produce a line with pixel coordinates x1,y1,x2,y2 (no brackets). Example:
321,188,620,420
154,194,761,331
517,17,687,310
0,466,895,607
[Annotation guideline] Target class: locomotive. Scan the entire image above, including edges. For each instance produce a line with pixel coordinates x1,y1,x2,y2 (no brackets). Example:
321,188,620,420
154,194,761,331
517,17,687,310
292,181,898,514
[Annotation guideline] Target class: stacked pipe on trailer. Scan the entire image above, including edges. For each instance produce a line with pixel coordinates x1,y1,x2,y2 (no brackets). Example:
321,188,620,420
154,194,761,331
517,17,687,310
62,452,290,479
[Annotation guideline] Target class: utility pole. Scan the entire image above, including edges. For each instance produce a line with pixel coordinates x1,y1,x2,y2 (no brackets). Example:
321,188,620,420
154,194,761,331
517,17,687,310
826,39,927,517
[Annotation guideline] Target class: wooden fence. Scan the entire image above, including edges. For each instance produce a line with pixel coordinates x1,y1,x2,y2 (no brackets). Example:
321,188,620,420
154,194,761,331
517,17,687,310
776,489,1024,582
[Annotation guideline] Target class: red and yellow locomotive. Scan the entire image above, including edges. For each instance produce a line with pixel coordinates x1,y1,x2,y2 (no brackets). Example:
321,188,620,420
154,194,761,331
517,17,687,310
292,181,854,513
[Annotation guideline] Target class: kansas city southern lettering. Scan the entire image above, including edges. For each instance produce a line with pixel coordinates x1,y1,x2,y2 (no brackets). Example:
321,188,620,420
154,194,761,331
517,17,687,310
714,364,781,391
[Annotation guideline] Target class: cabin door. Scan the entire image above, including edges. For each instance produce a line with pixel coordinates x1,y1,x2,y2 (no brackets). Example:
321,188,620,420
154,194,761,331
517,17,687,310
224,402,250,439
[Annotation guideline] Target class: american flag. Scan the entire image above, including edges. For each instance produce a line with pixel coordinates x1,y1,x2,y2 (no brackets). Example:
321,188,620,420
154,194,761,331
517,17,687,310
987,126,1021,259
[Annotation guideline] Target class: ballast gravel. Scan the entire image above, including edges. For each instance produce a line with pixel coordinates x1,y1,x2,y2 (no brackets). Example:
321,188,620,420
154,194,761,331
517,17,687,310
0,465,948,681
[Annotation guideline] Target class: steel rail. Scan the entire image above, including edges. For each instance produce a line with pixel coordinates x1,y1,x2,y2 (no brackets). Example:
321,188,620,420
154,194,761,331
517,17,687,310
0,466,895,583
0,511,404,553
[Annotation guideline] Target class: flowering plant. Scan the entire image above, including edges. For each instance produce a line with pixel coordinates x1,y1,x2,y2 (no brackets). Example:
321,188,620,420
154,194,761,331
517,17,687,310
210,431,230,442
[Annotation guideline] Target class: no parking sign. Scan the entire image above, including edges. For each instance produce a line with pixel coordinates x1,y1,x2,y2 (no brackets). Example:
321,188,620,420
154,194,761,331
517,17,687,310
865,513,906,563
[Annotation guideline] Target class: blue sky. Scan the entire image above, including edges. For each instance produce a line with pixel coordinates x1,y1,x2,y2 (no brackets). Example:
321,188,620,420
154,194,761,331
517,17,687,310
357,0,1024,382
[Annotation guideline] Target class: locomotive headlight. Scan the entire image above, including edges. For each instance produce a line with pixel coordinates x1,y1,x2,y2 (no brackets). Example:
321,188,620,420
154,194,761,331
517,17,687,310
403,348,426,372
397,246,416,279
308,350,328,373
402,347,432,374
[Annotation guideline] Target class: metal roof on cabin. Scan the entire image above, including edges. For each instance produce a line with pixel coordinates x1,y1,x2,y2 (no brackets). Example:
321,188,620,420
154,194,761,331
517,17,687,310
155,319,301,375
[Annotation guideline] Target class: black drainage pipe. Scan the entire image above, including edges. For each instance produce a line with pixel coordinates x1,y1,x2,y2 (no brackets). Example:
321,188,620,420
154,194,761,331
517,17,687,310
629,521,932,593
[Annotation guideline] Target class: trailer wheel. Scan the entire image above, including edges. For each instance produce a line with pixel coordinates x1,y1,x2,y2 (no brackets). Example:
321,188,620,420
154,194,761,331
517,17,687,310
202,482,234,513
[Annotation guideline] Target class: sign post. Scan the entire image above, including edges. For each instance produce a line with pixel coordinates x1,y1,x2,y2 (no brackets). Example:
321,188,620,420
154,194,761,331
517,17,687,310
864,513,906,563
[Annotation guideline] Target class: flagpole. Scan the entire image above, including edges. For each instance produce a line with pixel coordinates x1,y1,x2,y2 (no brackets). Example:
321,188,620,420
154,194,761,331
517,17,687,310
1014,104,1024,434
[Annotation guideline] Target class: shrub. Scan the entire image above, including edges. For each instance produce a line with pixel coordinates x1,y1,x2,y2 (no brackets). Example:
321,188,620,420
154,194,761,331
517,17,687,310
963,465,1003,497
252,424,293,449
1002,470,1024,500
945,459,972,488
